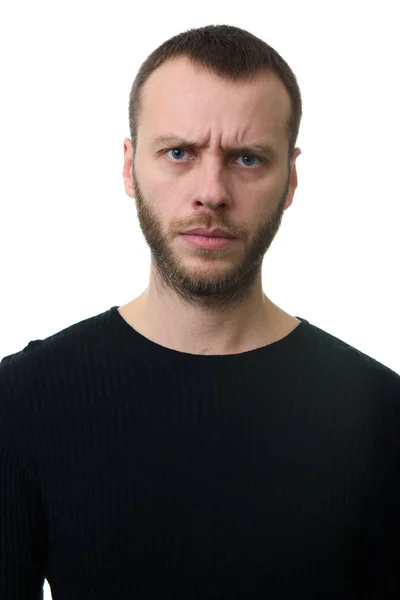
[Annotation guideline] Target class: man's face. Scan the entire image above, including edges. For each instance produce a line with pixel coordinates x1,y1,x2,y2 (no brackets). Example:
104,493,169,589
123,57,300,311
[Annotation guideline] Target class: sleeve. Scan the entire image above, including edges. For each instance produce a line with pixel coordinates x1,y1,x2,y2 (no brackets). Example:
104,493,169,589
0,367,48,599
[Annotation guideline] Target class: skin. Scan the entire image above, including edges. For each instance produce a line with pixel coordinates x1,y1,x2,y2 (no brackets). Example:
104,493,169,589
121,56,302,355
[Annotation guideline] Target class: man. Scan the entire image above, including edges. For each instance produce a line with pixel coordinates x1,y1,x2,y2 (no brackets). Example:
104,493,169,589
1,24,399,599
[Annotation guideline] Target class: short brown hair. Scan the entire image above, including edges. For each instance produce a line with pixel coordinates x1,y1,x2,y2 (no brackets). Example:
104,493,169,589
128,24,302,162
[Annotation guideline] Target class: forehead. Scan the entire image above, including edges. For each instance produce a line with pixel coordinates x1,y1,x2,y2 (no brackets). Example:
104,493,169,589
138,57,291,143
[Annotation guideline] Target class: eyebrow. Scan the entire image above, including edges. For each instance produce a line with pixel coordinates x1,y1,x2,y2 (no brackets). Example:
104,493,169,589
152,135,279,160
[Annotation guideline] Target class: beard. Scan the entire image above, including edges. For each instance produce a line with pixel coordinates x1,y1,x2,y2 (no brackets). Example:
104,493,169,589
131,166,291,312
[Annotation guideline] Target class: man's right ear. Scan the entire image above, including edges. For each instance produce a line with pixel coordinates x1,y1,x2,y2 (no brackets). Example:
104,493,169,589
122,138,135,198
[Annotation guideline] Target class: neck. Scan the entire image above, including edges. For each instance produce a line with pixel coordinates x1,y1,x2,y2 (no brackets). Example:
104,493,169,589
118,285,299,356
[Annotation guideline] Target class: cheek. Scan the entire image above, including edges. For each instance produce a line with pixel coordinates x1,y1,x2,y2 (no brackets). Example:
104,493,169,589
244,183,283,220
149,171,190,207
144,157,179,191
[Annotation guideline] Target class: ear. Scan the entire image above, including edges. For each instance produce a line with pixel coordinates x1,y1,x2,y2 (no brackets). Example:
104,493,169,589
122,138,135,198
285,147,301,210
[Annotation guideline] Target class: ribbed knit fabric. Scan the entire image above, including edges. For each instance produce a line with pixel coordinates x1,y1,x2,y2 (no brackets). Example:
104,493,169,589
1,305,399,599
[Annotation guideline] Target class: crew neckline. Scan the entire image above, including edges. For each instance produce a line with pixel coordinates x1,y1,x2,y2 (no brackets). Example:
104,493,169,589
108,305,310,361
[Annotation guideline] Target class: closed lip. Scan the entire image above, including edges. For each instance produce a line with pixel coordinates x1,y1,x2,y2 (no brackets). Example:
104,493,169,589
181,228,235,239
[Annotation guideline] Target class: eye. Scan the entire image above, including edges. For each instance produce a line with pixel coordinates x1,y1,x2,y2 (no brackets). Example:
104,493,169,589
166,148,190,161
235,154,262,167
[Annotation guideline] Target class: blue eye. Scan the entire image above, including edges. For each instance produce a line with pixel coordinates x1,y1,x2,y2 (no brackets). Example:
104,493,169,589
235,155,261,167
167,148,188,161
165,148,262,167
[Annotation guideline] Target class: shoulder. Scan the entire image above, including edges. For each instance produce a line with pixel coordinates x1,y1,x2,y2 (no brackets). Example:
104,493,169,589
303,321,400,427
1,306,113,369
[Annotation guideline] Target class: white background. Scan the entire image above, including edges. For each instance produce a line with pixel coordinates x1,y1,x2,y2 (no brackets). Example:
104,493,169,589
0,1,399,596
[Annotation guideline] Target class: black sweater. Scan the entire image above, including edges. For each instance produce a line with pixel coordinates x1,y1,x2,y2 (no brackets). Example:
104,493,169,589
1,306,399,599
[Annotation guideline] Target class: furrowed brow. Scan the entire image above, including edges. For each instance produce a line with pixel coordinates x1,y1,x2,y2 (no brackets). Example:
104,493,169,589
153,135,194,149
152,135,279,160
228,143,279,161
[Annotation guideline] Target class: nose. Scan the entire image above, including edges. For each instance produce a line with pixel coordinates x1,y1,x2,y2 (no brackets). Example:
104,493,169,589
192,157,231,210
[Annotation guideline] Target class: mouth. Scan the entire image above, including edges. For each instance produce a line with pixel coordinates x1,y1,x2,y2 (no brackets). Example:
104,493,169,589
181,228,235,239
180,233,237,250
